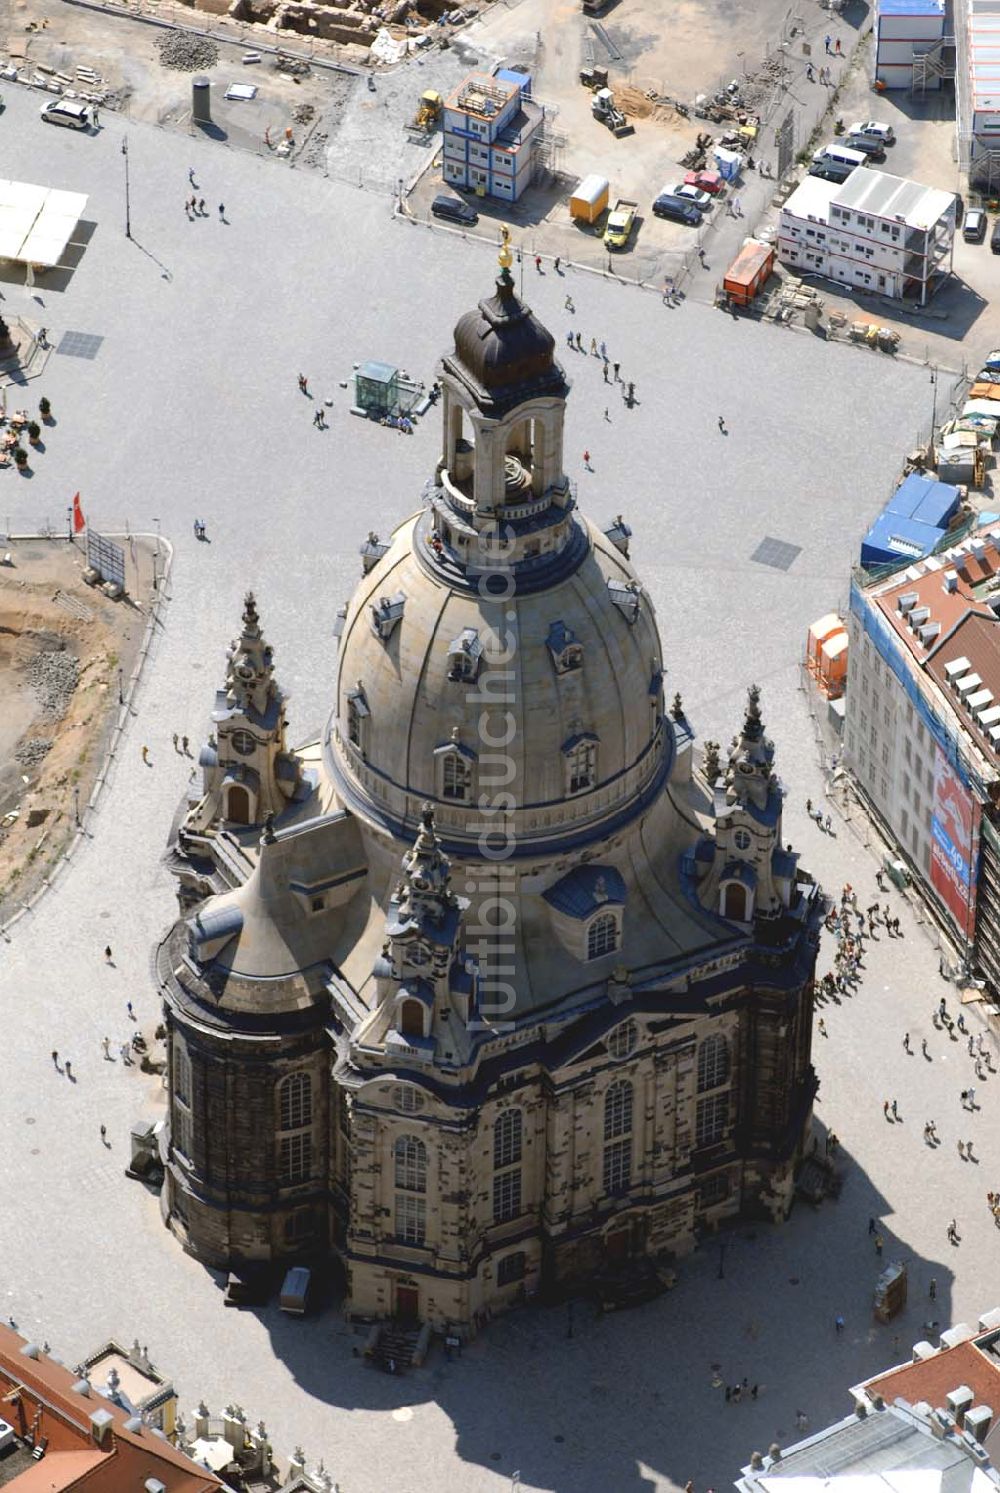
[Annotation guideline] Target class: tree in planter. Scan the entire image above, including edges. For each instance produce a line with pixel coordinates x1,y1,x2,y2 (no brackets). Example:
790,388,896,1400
13,447,28,470
39,396,52,421
27,421,41,446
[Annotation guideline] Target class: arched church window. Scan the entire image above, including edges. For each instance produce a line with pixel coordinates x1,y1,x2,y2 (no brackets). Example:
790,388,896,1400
394,1135,428,1245
587,912,619,960
607,1019,637,1060
279,1072,312,1130
603,1079,633,1195
493,1109,523,1223
277,1072,313,1186
346,686,369,752
698,1035,730,1094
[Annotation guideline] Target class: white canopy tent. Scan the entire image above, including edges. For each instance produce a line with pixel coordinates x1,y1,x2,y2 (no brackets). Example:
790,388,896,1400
0,178,88,269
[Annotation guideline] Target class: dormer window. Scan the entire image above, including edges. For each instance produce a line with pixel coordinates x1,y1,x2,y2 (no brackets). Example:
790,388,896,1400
563,733,598,795
434,735,477,803
547,621,583,675
447,628,483,683
346,684,370,752
370,592,405,641
587,910,620,959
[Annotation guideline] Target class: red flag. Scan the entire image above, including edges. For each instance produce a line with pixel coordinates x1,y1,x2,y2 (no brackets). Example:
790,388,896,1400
72,492,85,534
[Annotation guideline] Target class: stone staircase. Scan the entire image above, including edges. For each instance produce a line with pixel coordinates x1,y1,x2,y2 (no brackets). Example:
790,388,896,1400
371,1322,421,1373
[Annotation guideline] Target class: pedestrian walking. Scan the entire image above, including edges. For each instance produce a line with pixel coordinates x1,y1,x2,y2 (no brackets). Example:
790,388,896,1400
922,1038,929,1058
835,1313,844,1333
604,407,610,421
725,1385,732,1403
104,945,113,963
969,1034,976,1055
64,1059,73,1079
883,1100,891,1121
182,735,190,755
298,374,308,394
102,1037,112,1060
796,1410,808,1431
874,1233,883,1256
189,167,196,186
733,194,743,216
929,1277,937,1300
184,198,192,218
818,1017,827,1037
626,380,635,405
718,415,727,434
534,254,542,272
590,337,598,356
834,36,842,54
751,1384,758,1400
218,203,226,220
806,62,815,81
100,1124,107,1142
824,33,832,52
969,1085,977,1108
566,330,574,348
959,1139,967,1159
612,362,621,381
554,256,561,272
127,1000,136,1021
51,1050,59,1068
313,409,323,428
947,1218,959,1242
583,450,592,470
967,1139,976,1159
141,745,150,765
575,330,583,350
868,1216,876,1234
120,1043,132,1065
824,814,832,832
194,198,204,216
903,1031,911,1053
891,1098,899,1120
603,364,609,383
564,295,575,312
600,340,608,360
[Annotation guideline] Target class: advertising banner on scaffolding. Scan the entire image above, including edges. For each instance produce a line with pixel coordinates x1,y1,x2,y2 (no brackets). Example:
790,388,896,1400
930,746,980,941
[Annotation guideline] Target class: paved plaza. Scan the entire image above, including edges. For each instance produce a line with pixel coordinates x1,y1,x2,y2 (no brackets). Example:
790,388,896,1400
0,84,994,1493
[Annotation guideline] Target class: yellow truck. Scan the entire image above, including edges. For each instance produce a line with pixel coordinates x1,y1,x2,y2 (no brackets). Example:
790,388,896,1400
603,198,638,249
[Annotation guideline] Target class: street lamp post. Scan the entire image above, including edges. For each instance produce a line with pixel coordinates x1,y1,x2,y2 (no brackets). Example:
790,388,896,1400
122,138,132,240
73,786,81,828
118,667,124,704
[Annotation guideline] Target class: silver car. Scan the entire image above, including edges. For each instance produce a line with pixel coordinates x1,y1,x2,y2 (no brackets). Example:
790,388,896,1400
661,181,712,211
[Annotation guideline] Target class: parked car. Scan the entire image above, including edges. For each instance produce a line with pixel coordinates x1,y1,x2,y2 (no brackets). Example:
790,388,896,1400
431,193,478,226
40,99,90,130
651,192,702,226
848,119,896,145
809,161,856,184
279,1266,312,1316
662,181,712,211
843,133,886,160
964,207,987,243
684,168,723,195
991,218,1000,254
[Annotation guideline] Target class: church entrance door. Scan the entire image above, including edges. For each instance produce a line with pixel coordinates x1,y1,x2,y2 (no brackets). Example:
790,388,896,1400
395,1284,420,1322
605,1226,630,1262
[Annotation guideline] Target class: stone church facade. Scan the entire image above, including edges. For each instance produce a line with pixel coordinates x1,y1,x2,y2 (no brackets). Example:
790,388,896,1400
156,259,823,1330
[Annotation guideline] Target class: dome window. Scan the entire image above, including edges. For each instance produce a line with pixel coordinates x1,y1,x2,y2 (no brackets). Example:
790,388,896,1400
370,592,406,642
547,621,583,676
447,628,483,683
604,515,632,558
346,683,370,753
608,579,642,626
563,733,598,795
434,735,477,803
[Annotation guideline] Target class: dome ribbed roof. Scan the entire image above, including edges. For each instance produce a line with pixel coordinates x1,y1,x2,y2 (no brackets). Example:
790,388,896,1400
449,269,565,408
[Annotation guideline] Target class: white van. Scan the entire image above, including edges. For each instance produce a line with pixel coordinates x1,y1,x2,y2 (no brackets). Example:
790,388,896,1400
40,100,90,130
812,143,866,173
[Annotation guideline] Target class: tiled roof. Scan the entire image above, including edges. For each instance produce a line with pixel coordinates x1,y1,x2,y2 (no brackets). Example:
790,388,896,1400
0,1327,224,1493
866,1337,1000,1420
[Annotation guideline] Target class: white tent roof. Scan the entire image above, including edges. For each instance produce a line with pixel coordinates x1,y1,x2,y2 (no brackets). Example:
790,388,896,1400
0,179,87,268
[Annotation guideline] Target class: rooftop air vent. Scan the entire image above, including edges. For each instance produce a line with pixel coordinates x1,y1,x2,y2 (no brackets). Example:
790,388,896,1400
944,570,959,593
897,592,919,614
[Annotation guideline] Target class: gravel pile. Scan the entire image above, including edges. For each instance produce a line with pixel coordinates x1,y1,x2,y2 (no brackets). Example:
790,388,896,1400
26,648,80,718
156,32,219,71
15,738,53,769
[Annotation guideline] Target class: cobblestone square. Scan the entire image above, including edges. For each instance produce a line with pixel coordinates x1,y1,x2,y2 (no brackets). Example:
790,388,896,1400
0,82,989,1493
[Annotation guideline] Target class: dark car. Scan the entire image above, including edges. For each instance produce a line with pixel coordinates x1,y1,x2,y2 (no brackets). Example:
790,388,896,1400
991,218,1000,254
843,133,886,161
431,193,478,226
651,192,701,226
808,162,855,184
964,208,987,243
